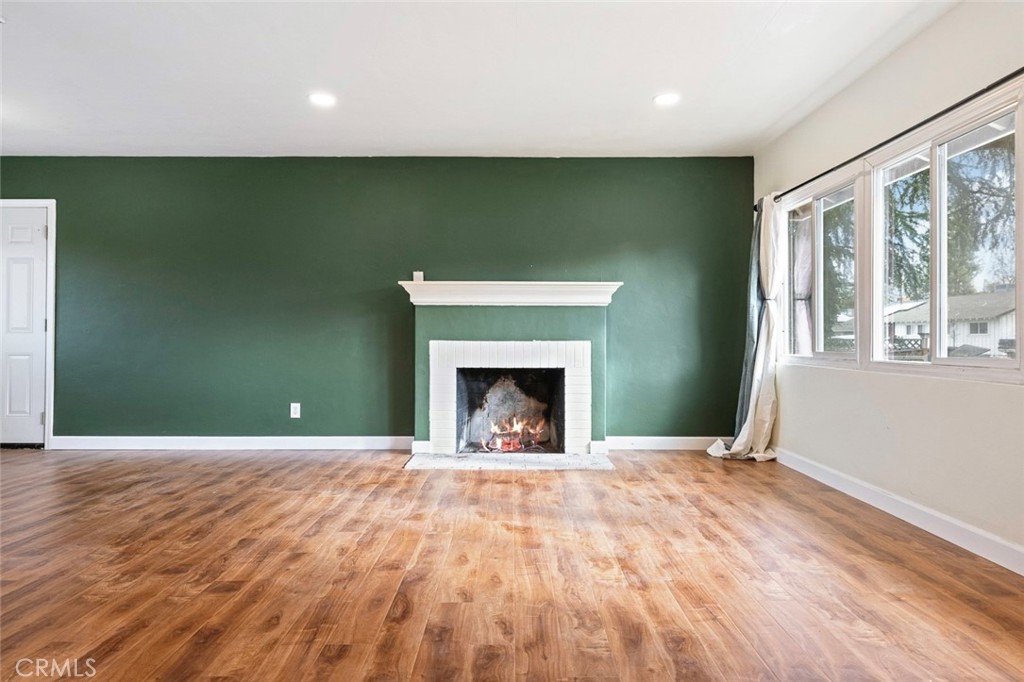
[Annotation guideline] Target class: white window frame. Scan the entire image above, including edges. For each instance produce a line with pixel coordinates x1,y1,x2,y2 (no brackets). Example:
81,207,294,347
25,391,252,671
930,105,1020,370
779,163,865,365
779,74,1024,386
780,198,812,357
870,143,932,366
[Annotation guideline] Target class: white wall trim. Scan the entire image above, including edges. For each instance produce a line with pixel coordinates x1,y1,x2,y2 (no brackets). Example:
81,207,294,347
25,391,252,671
777,447,1024,576
47,436,413,451
0,199,57,449
606,436,725,450
399,279,623,306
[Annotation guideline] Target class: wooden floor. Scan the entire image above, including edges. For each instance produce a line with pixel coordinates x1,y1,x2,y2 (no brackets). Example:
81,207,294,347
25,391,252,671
1,450,1022,681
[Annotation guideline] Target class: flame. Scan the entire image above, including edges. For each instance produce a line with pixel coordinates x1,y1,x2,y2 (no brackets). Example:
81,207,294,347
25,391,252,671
482,415,547,452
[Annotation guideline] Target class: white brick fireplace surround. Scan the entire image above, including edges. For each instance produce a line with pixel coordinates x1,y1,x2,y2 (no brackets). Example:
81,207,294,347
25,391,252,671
427,340,592,455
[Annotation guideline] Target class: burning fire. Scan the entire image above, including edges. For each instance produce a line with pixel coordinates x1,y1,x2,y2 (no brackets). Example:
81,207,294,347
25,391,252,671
480,415,546,452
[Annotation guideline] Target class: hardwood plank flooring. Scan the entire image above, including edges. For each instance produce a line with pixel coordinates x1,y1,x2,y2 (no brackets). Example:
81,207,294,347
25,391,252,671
1,448,1022,681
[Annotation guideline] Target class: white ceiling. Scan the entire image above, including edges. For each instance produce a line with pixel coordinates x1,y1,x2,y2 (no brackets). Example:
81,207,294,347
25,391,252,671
1,1,954,157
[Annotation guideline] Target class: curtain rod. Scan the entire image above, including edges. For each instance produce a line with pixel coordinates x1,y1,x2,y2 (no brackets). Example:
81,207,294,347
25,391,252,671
754,64,1024,212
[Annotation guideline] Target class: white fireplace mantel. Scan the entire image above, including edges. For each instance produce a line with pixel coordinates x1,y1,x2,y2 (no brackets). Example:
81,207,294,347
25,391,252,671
399,278,623,307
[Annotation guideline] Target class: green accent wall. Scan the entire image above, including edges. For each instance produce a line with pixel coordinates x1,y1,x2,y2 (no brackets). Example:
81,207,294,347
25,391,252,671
0,157,752,438
414,307,607,441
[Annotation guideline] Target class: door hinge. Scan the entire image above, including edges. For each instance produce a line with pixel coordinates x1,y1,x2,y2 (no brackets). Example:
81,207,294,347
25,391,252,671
40,411,46,425
44,224,49,239
44,318,48,332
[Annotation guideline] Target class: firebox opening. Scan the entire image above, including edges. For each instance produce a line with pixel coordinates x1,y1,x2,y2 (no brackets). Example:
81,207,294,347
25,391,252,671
456,368,565,454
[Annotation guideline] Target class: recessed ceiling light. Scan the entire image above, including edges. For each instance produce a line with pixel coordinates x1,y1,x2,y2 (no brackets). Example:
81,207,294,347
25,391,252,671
653,92,681,108
308,91,337,109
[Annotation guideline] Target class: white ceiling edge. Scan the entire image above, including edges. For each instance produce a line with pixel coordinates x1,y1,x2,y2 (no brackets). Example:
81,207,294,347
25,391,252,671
751,0,956,154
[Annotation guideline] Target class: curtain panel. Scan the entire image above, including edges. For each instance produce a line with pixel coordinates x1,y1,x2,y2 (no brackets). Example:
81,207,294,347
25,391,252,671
708,193,781,461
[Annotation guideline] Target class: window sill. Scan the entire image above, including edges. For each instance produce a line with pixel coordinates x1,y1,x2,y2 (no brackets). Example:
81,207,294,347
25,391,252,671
779,355,1024,385
779,355,859,369
864,360,1023,385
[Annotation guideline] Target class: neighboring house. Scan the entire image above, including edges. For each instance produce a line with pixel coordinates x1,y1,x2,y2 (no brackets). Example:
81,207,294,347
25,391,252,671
885,290,1016,358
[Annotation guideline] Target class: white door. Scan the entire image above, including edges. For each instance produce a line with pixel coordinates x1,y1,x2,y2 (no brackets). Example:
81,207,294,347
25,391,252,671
1,206,48,444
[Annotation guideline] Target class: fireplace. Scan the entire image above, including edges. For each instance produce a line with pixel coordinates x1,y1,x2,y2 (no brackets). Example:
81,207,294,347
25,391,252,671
426,340,593,455
456,368,565,453
400,276,622,457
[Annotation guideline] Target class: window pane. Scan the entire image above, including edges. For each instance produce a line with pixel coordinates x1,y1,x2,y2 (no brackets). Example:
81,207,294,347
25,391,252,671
941,112,1016,360
881,153,931,361
819,186,856,353
788,203,813,356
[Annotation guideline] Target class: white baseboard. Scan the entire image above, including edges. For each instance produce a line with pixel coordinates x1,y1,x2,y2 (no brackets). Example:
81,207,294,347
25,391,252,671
776,447,1024,576
589,440,608,455
47,436,414,451
605,436,725,450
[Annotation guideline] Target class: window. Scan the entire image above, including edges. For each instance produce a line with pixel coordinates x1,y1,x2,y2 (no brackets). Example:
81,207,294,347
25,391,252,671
872,109,1018,366
937,112,1016,361
783,184,858,358
880,152,931,361
817,185,857,354
781,74,1023,382
788,203,813,356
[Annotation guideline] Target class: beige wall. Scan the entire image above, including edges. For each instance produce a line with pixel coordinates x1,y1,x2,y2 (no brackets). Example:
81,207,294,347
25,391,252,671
756,1,1024,550
756,1,1024,197
775,364,1024,544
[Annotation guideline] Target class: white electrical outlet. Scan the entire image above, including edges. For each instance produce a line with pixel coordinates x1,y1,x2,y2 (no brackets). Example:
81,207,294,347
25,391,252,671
290,402,301,419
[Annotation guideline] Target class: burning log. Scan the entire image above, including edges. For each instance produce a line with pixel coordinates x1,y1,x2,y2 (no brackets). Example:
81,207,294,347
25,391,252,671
479,415,546,452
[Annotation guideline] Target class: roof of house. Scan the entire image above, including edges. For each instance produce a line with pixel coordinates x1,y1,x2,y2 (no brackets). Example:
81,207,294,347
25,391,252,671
887,291,1015,324
831,313,855,334
885,300,926,316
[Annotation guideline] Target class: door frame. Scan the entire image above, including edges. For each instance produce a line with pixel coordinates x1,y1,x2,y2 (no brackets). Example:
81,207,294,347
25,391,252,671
1,199,56,448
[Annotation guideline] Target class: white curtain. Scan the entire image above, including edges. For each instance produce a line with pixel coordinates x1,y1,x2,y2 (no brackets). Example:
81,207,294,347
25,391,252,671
708,192,782,461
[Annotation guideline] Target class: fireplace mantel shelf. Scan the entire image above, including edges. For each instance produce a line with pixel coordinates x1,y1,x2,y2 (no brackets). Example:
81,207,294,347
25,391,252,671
399,279,623,307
